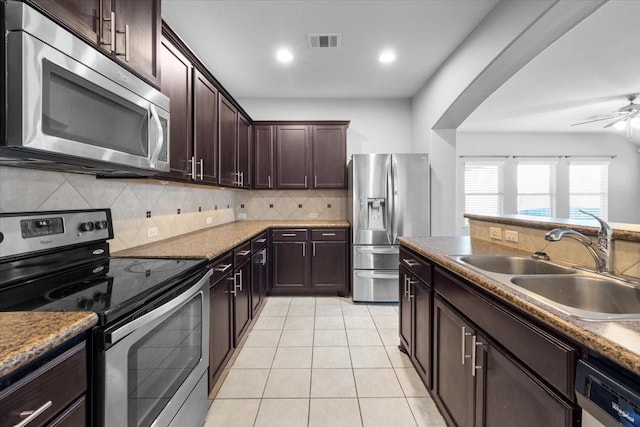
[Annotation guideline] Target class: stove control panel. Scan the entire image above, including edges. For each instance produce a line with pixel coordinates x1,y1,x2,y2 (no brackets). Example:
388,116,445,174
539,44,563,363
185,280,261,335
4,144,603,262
0,209,114,259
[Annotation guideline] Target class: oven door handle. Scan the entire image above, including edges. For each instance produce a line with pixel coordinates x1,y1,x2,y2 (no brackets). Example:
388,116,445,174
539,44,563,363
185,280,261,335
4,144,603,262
106,270,212,344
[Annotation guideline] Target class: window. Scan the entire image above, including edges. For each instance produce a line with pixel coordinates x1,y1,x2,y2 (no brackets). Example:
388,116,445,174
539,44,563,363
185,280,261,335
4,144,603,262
464,161,504,219
569,162,608,220
517,162,556,217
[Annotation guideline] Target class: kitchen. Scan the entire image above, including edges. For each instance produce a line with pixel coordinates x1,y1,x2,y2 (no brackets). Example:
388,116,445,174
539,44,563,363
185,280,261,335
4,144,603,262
2,0,640,426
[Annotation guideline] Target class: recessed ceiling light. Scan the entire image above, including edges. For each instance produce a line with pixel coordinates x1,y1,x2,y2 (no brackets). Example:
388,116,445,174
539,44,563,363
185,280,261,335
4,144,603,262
276,48,293,63
379,50,396,64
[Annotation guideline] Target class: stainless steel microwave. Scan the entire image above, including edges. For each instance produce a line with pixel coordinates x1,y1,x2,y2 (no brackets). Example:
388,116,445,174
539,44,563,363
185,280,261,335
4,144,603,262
1,1,170,175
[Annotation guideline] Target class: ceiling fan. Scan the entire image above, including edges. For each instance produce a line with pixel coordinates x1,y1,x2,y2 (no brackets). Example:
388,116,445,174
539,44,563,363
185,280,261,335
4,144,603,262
571,94,640,138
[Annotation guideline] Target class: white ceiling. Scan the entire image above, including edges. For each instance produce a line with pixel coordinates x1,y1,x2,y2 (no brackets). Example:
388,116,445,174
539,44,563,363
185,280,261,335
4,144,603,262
459,0,640,134
161,0,499,99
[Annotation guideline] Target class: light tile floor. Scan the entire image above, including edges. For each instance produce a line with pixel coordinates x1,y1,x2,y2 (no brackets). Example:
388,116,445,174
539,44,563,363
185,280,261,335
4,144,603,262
204,296,446,427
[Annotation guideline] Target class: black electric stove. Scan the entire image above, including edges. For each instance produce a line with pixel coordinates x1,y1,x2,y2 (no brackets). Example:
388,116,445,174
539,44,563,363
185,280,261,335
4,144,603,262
0,209,207,326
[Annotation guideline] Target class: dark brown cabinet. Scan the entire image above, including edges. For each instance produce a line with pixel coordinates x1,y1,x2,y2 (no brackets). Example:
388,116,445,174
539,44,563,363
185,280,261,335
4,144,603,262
0,342,87,427
253,125,275,189
33,0,161,87
237,114,252,189
208,254,234,392
430,264,578,427
233,243,252,345
312,125,347,188
271,228,348,296
275,125,311,189
218,95,239,187
193,70,218,184
310,229,348,293
251,232,269,316
159,35,192,180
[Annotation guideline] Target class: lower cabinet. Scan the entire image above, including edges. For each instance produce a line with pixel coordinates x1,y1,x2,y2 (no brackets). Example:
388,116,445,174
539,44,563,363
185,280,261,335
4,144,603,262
0,342,87,427
251,232,269,316
233,243,252,346
431,265,578,427
271,228,348,296
208,254,234,392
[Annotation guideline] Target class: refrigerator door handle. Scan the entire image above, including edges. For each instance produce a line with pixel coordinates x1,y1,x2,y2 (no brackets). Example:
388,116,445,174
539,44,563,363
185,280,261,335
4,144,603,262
391,154,399,243
385,155,394,244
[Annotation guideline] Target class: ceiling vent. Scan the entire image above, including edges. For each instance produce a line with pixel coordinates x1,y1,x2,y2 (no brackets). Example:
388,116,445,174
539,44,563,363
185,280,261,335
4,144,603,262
307,33,341,49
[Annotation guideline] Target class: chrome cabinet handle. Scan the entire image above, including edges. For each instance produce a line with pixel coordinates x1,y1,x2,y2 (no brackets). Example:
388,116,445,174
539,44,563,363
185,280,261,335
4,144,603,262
406,277,415,299
187,156,196,178
116,24,130,61
403,274,408,299
282,233,297,237
321,233,336,236
229,276,237,296
256,238,267,243
314,175,317,187
239,172,244,187
472,336,483,377
461,326,472,365
238,250,251,256
236,270,243,291
14,401,52,427
312,241,316,256
302,242,306,257
100,10,115,53
215,263,232,273
403,258,419,267
268,175,271,188
304,175,308,187
198,159,204,180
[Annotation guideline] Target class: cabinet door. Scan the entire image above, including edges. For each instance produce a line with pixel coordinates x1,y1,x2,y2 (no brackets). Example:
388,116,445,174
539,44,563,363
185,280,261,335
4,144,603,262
234,261,252,345
193,70,218,184
477,336,575,427
251,248,267,315
276,125,310,189
312,125,347,188
413,279,432,388
114,0,161,86
209,274,233,392
159,37,192,180
434,296,475,427
272,241,307,291
399,267,413,353
218,95,238,187
33,0,102,45
237,114,252,189
254,125,274,189
310,241,347,292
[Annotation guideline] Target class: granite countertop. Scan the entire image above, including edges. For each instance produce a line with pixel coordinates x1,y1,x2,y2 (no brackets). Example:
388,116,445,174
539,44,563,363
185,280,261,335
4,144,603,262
398,235,640,375
113,220,350,260
0,312,98,379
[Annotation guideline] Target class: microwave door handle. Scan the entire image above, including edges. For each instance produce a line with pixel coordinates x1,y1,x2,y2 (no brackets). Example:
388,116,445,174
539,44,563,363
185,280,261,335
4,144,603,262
149,105,163,169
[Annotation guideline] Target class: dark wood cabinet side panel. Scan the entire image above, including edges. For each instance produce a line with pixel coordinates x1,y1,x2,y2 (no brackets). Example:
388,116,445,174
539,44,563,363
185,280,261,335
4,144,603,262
276,125,310,189
159,38,192,180
218,95,238,187
399,267,412,353
312,125,346,188
234,261,252,345
479,337,575,427
434,267,576,401
254,125,274,189
413,280,432,388
193,70,218,184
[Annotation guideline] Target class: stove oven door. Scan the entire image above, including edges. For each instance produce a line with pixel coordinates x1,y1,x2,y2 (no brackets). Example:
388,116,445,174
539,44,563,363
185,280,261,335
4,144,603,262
103,270,211,427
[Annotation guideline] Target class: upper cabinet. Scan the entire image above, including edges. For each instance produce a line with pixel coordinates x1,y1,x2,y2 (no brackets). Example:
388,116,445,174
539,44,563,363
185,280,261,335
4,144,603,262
31,0,161,87
257,122,349,190
193,70,219,184
237,114,252,189
218,95,239,187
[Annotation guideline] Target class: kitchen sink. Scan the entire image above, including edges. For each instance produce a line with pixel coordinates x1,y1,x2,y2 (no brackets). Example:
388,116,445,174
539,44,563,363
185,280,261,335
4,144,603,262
510,275,640,319
453,255,576,275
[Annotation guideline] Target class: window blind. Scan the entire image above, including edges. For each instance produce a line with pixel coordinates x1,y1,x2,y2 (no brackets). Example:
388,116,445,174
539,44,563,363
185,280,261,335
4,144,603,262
569,162,608,220
464,162,504,217
516,162,556,217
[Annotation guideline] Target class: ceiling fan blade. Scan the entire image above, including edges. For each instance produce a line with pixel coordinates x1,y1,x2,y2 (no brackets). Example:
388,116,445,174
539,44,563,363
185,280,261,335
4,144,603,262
571,116,618,126
604,117,626,128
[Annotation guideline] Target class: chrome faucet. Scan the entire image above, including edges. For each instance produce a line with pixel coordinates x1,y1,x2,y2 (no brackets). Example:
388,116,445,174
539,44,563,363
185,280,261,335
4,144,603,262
544,210,614,273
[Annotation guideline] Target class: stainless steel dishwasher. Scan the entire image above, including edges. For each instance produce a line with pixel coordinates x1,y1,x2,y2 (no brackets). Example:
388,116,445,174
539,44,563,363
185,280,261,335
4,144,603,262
576,358,640,427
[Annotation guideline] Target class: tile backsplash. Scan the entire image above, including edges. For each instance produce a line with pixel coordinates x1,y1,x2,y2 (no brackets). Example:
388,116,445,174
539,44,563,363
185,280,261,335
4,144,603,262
0,167,349,253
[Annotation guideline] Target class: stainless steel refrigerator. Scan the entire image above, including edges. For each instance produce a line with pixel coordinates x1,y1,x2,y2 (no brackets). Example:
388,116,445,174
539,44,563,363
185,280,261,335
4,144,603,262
348,153,430,302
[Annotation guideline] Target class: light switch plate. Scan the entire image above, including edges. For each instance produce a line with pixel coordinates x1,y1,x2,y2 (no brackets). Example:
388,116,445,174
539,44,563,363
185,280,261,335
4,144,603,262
147,227,158,238
505,230,519,243
309,212,319,218
489,227,502,240
238,213,247,219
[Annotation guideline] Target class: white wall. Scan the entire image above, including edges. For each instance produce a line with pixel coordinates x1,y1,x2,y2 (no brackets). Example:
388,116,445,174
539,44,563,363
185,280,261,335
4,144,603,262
455,132,640,231
238,98,412,159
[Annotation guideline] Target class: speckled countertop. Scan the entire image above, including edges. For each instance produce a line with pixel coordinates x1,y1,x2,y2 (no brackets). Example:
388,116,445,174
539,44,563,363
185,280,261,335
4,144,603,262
113,220,350,260
0,312,97,379
398,235,640,375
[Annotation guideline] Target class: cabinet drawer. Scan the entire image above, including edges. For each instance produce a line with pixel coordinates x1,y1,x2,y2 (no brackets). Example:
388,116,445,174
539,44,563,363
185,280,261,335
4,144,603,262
251,232,269,251
209,252,234,285
434,267,577,401
311,228,346,241
0,343,86,427
47,395,85,427
234,241,252,266
399,246,432,286
272,229,308,241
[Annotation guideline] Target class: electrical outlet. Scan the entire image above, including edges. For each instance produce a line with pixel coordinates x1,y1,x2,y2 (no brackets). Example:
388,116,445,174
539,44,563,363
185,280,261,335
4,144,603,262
505,230,519,243
309,212,319,219
489,227,502,240
238,213,247,219
147,227,158,238
206,217,213,225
